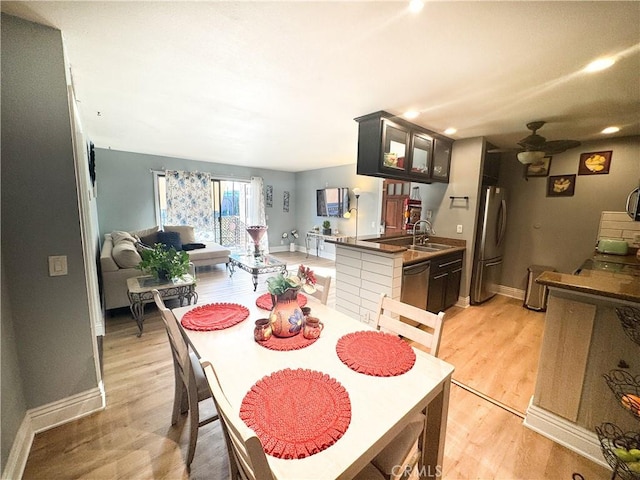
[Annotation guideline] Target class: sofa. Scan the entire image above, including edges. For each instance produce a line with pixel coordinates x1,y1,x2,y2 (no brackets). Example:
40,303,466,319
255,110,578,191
100,225,230,310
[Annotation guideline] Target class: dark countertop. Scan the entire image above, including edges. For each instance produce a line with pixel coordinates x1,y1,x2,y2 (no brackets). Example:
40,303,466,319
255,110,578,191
325,233,466,265
537,251,640,303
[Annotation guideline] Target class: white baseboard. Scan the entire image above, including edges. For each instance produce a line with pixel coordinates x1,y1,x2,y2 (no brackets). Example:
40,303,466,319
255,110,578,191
30,385,105,433
455,295,470,308
496,285,525,301
1,415,33,480
2,386,105,480
524,400,609,470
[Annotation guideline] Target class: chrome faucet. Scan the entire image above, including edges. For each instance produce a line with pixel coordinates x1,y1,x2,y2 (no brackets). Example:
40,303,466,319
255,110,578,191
411,219,434,246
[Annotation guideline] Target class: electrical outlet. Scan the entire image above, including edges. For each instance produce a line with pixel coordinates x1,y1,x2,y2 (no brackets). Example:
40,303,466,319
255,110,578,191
426,210,432,220
456,224,463,234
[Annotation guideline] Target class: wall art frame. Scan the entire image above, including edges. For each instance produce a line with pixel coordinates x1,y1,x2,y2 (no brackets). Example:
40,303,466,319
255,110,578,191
526,156,552,177
547,174,576,197
578,150,612,175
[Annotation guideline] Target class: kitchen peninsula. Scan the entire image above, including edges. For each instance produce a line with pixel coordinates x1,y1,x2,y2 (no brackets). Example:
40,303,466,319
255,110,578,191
525,252,640,469
325,233,465,324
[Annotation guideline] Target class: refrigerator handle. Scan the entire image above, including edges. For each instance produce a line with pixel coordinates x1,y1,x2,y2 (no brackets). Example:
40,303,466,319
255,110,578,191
626,187,639,215
496,199,507,247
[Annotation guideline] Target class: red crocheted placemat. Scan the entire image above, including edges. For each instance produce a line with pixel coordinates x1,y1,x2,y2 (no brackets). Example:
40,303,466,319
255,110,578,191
180,303,249,331
258,332,318,351
256,293,308,310
240,368,351,459
336,331,416,377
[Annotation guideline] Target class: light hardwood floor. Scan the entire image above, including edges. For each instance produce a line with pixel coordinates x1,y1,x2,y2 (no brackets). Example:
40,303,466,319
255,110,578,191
22,252,609,479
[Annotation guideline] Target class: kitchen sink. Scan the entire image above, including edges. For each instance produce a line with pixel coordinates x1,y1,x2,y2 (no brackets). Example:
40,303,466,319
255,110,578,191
409,243,453,252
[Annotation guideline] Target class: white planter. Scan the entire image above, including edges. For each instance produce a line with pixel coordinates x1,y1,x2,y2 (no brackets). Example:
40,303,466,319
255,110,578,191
289,243,296,252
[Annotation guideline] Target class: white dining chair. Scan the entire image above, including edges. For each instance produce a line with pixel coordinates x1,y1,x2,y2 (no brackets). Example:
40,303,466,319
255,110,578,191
309,273,331,305
201,361,387,480
151,290,218,471
371,293,446,480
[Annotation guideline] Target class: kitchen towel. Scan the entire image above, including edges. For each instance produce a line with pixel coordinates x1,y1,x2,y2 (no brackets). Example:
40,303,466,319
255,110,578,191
336,330,416,377
180,303,249,331
240,368,351,459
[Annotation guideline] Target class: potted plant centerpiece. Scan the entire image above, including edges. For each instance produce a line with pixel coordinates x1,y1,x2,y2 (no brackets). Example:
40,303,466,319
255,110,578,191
322,220,331,235
137,244,190,281
266,265,316,338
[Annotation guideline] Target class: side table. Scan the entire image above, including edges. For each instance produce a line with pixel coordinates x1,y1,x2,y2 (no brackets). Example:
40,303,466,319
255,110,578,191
127,274,197,336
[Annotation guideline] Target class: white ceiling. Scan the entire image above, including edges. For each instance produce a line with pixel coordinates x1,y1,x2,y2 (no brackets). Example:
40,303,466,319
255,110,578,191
3,1,639,172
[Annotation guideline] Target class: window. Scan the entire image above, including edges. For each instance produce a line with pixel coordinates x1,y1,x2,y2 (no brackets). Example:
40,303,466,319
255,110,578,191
153,172,251,250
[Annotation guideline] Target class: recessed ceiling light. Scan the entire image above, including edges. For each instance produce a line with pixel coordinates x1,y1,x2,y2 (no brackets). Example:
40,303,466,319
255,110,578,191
444,128,457,135
408,0,424,13
601,126,620,134
584,57,616,73
403,110,419,119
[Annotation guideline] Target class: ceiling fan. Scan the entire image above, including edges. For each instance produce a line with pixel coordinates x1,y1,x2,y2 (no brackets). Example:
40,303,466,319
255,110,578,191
490,121,581,164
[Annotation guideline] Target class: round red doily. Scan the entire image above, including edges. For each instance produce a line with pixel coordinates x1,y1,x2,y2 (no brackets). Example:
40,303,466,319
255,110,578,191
180,303,249,331
336,331,416,377
258,332,318,351
240,368,351,459
256,293,307,310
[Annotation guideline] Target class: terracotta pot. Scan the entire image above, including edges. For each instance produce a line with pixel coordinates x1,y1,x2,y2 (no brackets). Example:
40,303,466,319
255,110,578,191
269,288,303,338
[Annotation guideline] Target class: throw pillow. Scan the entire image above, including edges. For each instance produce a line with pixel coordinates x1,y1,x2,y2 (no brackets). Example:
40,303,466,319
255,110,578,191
164,225,196,244
138,231,159,246
157,231,182,251
111,230,137,245
112,240,142,268
130,225,159,239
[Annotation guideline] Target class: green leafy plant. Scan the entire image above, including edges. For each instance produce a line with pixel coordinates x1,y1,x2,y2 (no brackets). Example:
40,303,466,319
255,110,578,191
266,265,317,295
322,220,331,230
137,244,190,280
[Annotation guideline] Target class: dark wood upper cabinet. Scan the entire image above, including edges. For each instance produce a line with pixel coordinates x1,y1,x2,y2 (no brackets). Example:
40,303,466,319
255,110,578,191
355,111,453,184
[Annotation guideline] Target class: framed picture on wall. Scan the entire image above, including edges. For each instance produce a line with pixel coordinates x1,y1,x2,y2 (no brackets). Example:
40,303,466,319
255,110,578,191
283,191,290,212
547,174,576,197
578,151,612,175
266,185,273,207
526,156,552,177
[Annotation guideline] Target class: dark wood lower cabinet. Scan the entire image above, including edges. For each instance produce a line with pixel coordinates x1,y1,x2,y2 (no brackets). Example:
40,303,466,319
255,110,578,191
427,251,463,313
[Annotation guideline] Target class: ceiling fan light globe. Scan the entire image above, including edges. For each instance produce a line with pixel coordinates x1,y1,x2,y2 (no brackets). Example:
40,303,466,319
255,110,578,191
517,151,545,164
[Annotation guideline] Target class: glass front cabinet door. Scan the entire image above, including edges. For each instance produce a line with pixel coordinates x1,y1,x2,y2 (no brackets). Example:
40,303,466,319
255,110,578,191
432,138,452,182
410,132,433,181
381,119,410,175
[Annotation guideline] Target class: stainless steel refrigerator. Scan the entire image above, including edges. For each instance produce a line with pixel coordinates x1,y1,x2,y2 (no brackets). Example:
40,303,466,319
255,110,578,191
471,186,507,304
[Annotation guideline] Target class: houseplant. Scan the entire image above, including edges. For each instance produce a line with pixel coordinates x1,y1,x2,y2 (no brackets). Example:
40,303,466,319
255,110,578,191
137,244,190,281
266,265,316,338
322,220,331,235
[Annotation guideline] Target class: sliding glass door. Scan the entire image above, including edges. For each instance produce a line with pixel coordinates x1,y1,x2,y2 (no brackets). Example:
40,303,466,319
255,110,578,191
154,173,251,251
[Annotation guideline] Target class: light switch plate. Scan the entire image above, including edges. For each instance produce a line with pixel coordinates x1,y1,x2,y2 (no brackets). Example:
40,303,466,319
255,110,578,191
456,224,463,234
48,255,68,276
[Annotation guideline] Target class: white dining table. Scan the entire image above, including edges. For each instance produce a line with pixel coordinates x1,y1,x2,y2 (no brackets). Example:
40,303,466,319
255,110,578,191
173,296,454,480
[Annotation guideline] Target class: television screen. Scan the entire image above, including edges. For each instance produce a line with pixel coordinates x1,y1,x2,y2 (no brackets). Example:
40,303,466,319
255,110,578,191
316,188,349,217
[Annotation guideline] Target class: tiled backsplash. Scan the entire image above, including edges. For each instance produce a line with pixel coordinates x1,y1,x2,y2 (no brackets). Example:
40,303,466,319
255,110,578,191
598,211,640,247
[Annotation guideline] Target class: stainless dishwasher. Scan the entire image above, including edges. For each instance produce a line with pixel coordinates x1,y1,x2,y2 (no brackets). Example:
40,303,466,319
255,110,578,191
401,260,430,324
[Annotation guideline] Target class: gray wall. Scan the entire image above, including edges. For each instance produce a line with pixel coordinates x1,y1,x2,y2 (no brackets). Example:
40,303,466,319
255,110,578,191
1,259,26,469
500,135,640,290
416,137,486,299
1,14,98,467
295,164,381,251
95,150,383,254
95,148,297,246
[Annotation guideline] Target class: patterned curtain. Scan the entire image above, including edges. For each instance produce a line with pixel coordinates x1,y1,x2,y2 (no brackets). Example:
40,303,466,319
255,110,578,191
250,176,269,254
165,170,212,240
